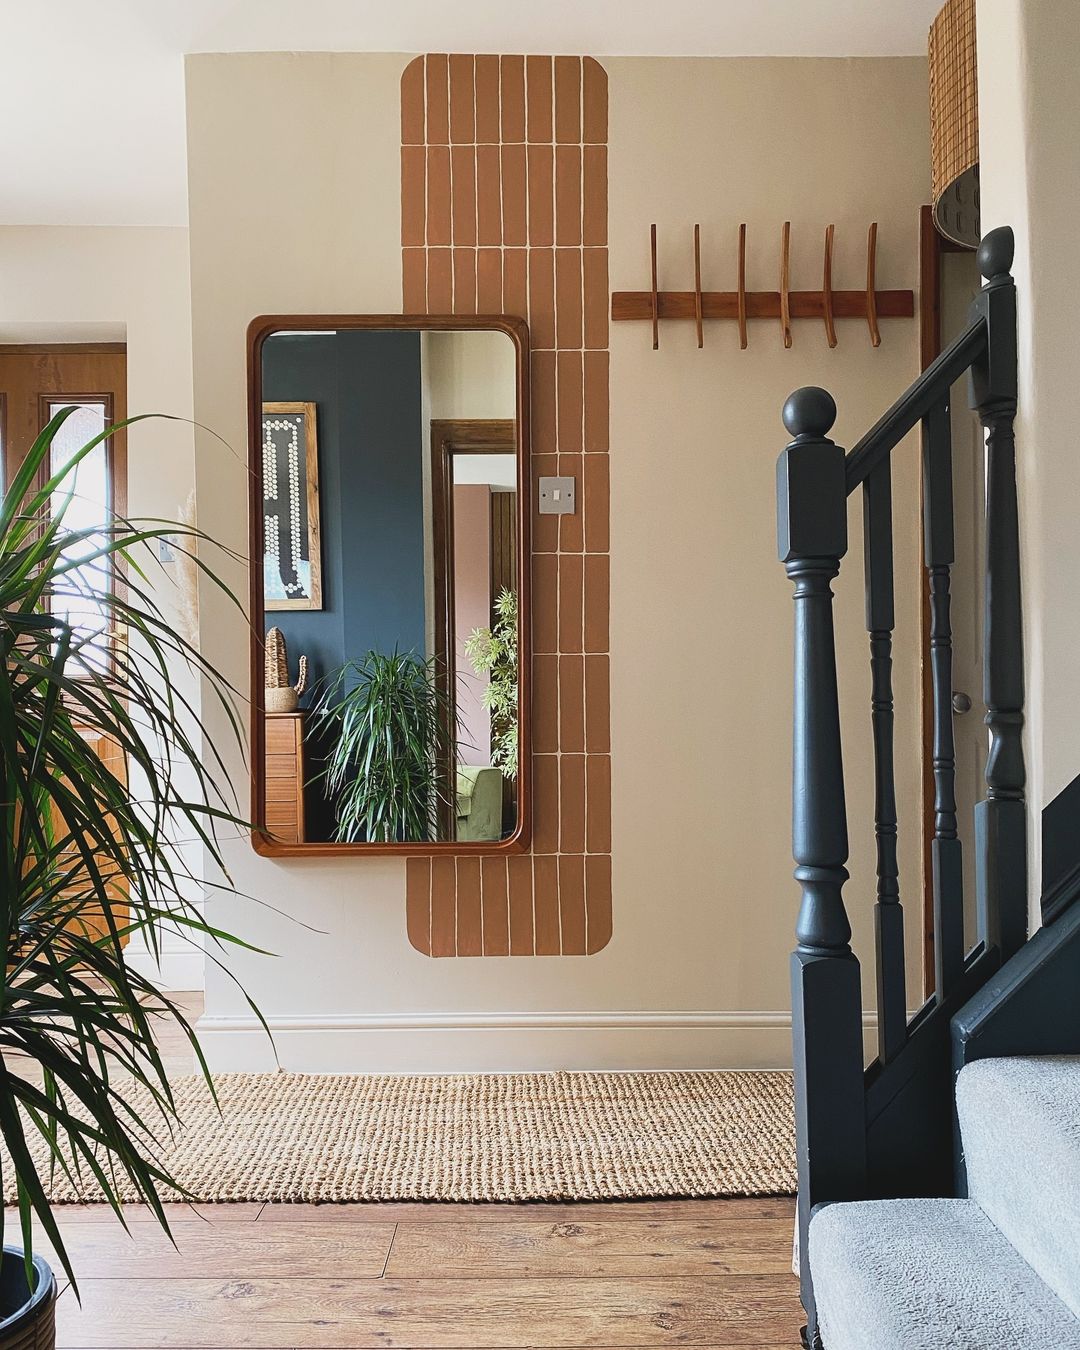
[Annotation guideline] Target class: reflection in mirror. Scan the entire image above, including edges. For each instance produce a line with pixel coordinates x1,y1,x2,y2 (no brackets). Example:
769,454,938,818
258,326,521,847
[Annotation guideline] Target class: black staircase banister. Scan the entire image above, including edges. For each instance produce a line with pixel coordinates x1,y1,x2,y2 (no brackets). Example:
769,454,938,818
779,227,1020,1350
844,318,987,494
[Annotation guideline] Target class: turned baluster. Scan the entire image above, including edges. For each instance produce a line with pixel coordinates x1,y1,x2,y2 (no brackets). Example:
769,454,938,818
922,397,965,994
863,460,906,1059
969,226,1027,961
777,387,866,1346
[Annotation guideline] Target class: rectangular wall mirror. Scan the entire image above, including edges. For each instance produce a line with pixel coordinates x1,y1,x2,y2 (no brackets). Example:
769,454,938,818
247,316,530,855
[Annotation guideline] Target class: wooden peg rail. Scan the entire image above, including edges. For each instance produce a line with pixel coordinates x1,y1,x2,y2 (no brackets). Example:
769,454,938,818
612,222,914,349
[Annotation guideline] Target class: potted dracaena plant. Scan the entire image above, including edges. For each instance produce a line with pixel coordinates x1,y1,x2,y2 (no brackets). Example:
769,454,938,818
0,407,259,1347
464,587,519,781
311,650,454,843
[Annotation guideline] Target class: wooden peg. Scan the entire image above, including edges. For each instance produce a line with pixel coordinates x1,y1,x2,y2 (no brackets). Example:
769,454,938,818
737,223,748,350
822,224,838,349
650,223,659,350
780,221,793,349
693,224,704,349
866,222,881,348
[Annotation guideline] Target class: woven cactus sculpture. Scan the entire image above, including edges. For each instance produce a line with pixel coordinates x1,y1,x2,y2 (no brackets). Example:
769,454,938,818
264,626,308,713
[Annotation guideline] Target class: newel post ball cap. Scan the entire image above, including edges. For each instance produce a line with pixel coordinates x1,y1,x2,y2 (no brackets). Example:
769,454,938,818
978,226,1015,281
783,387,837,441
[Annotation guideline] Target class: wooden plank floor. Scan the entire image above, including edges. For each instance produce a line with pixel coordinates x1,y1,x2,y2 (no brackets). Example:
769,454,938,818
9,996,804,1348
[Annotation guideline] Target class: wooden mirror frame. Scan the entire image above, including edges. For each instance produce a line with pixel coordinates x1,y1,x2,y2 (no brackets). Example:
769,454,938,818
246,314,531,856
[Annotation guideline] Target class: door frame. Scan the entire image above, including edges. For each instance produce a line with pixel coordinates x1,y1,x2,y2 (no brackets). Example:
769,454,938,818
430,418,518,839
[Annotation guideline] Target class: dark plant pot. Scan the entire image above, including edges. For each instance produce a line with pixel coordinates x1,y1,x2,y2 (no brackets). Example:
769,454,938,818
0,1249,55,1350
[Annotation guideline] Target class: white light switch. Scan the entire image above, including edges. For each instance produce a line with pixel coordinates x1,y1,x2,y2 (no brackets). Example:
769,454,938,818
538,475,576,515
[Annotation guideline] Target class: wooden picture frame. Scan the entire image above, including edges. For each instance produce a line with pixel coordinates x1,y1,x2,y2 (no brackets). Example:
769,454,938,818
246,314,531,857
261,400,323,611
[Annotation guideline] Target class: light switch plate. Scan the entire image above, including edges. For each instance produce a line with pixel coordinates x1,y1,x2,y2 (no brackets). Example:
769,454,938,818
538,475,576,515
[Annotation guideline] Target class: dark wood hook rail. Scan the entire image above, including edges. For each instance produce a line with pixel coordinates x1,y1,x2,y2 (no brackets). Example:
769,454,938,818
613,222,915,348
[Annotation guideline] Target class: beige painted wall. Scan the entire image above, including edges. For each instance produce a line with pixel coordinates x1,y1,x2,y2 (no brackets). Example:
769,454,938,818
185,52,930,1071
977,0,1080,912
0,225,204,988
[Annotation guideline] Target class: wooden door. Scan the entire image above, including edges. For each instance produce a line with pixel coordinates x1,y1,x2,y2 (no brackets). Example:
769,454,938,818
0,344,130,944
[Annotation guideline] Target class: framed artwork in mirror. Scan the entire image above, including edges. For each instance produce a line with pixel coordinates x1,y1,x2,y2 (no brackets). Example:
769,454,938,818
262,400,323,610
247,314,531,857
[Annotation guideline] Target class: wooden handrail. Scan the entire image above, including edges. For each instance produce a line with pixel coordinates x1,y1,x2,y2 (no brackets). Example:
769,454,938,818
844,318,987,493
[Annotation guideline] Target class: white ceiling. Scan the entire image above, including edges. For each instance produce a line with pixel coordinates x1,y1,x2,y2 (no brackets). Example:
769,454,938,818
0,0,941,227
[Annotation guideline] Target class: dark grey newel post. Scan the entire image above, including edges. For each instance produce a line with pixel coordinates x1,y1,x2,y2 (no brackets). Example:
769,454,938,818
969,226,1027,962
777,388,867,1349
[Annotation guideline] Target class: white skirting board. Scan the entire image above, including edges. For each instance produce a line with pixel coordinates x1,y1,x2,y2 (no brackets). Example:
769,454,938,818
194,1009,885,1074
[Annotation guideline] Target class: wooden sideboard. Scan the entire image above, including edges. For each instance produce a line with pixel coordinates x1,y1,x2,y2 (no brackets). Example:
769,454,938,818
265,711,307,843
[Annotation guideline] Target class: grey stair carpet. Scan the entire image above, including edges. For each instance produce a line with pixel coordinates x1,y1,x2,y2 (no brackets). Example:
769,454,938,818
809,1197,1080,1350
958,1055,1080,1319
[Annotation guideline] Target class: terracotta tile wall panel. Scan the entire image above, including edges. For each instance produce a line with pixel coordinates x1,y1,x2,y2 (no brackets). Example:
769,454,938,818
477,247,502,311
401,148,426,247
582,58,608,144
426,147,452,246
558,451,585,553
555,147,582,245
430,857,457,957
558,553,584,654
401,58,426,145
586,755,612,854
559,655,585,754
500,145,528,246
508,855,534,954
533,755,560,854
584,351,609,453
453,249,477,314
476,145,502,245
583,454,610,552
480,858,510,955
533,855,561,955
558,855,587,955
554,57,582,144
584,654,610,754
426,55,450,144
525,56,553,143
449,55,476,144
527,248,556,350
532,654,560,753
555,250,584,349
585,855,613,954
584,554,610,654
527,145,555,248
556,351,583,453
451,146,477,246
406,858,432,952
455,857,483,956
533,552,559,654
583,249,609,350
474,57,501,143
583,146,608,247
503,248,528,319
427,249,452,311
500,57,526,142
400,54,610,958
559,753,587,854
402,247,426,311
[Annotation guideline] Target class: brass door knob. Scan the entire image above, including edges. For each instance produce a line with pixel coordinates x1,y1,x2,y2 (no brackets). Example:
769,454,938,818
952,691,973,715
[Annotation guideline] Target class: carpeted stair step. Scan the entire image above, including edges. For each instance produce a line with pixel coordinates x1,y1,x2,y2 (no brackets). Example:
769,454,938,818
958,1055,1080,1319
809,1197,1080,1350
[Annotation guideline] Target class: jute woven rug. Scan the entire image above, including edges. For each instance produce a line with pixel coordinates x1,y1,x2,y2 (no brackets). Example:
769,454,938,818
6,1070,796,1204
